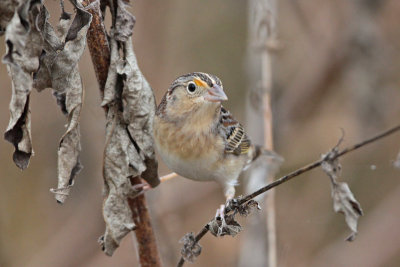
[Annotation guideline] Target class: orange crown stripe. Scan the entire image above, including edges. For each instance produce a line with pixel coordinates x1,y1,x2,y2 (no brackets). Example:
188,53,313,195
193,78,208,87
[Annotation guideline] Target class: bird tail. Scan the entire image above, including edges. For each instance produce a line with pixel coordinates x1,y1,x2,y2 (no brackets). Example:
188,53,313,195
253,145,284,164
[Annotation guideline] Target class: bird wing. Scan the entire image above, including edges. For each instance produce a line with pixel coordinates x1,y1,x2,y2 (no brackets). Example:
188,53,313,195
219,106,252,156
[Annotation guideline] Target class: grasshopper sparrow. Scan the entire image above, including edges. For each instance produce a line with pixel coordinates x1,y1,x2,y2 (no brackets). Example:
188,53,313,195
153,72,279,214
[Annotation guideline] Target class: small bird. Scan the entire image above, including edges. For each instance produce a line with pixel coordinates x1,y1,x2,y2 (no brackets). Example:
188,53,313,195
153,72,279,215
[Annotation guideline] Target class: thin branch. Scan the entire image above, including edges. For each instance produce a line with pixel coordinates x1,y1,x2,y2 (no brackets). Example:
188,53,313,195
78,0,161,265
240,123,400,204
176,123,400,266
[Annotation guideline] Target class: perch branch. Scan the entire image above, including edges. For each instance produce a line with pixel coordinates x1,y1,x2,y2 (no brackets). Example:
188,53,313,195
177,123,400,266
239,123,400,204
79,0,161,266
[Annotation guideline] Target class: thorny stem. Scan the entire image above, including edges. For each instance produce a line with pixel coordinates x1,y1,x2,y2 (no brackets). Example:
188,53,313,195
177,123,400,266
78,0,161,266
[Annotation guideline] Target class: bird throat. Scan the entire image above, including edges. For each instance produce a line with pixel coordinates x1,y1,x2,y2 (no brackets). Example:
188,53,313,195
182,102,220,131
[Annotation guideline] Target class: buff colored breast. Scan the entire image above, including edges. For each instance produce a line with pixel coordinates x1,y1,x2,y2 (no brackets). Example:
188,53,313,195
153,116,225,182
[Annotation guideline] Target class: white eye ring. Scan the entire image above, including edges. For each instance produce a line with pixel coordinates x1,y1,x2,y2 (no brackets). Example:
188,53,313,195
187,82,197,93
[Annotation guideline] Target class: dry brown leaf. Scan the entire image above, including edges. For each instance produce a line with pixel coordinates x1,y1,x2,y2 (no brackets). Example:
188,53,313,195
34,6,91,203
3,0,43,169
208,198,261,237
114,0,135,42
228,197,261,217
100,37,159,256
179,232,202,263
331,181,363,241
0,0,20,35
208,215,242,237
100,103,145,255
119,39,159,187
322,147,363,241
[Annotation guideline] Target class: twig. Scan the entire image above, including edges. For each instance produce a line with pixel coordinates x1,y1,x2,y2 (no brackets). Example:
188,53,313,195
239,123,400,204
78,0,161,265
176,123,400,266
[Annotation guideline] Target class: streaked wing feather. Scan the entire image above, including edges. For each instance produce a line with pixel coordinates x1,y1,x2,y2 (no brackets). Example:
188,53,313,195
219,107,251,156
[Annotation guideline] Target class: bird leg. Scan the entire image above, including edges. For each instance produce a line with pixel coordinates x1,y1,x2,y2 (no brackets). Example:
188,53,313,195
141,172,178,190
215,185,235,219
128,172,179,199
159,172,178,183
215,204,227,219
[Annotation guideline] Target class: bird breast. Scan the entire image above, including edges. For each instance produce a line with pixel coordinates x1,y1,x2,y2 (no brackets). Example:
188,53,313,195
153,117,224,181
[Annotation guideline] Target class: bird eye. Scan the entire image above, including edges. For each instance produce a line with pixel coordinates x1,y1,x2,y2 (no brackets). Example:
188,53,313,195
187,82,197,93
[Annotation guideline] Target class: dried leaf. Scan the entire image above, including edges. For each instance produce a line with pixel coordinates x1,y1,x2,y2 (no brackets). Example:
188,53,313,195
101,37,159,256
208,197,261,237
331,182,363,241
179,232,202,263
114,0,135,42
119,39,159,187
101,106,146,255
208,214,242,237
321,146,363,241
2,0,43,169
0,0,20,35
321,147,342,179
227,197,261,216
34,6,91,203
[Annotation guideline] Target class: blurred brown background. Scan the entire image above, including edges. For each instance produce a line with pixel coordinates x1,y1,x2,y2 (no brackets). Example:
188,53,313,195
1,0,400,266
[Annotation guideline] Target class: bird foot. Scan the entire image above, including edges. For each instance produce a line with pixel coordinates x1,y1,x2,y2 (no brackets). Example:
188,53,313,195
215,204,226,220
129,182,150,198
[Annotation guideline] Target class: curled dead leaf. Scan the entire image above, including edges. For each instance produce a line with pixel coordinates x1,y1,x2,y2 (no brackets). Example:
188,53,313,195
101,36,159,256
0,0,20,35
208,198,261,237
3,0,43,169
208,215,242,237
34,5,91,203
179,232,202,263
114,0,135,42
321,145,363,241
331,181,363,241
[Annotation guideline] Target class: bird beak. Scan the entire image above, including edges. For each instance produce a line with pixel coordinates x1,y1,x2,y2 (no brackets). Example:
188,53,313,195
205,84,228,102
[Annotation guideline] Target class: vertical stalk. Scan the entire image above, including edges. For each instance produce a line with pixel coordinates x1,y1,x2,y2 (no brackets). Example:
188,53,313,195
79,0,161,265
259,4,277,264
262,39,277,267
129,177,162,267
241,0,278,266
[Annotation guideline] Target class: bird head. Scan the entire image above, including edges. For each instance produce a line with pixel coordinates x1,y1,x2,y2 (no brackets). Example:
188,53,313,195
158,72,228,121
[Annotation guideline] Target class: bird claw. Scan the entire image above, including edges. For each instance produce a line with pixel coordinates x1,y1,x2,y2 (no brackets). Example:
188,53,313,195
129,182,151,198
215,204,226,220
131,183,145,191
